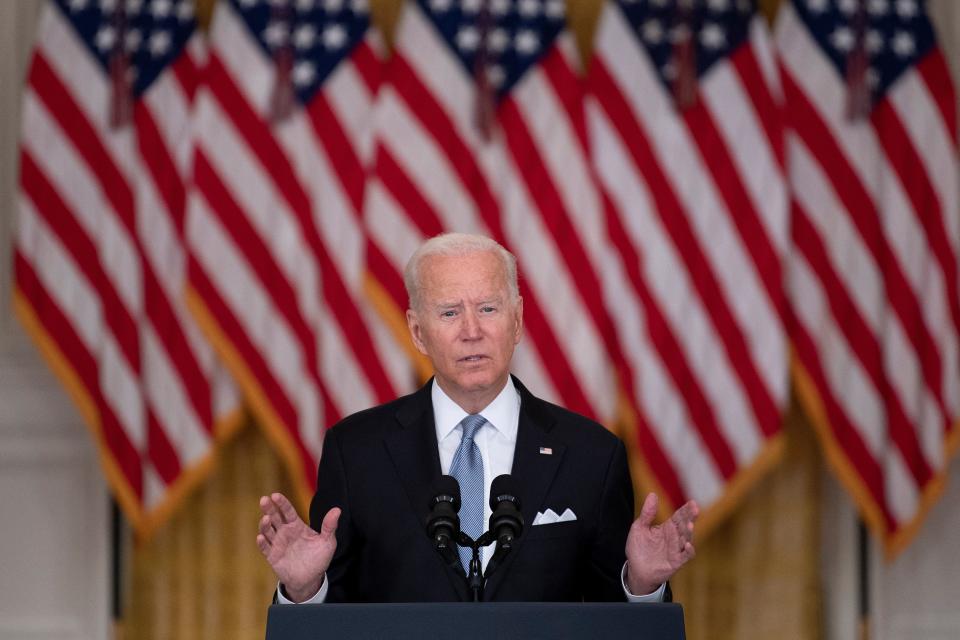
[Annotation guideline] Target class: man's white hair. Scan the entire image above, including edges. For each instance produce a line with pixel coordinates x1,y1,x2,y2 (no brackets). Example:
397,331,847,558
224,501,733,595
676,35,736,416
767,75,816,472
404,233,519,310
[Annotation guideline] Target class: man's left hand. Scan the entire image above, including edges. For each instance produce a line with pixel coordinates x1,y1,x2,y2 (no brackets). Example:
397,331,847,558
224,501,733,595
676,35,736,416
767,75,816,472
624,493,699,595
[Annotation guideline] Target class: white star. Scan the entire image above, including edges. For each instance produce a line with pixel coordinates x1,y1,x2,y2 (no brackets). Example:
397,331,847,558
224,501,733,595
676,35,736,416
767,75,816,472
486,64,505,88
292,60,317,86
491,0,511,16
456,25,480,52
263,21,290,48
669,24,692,44
100,0,118,13
176,1,195,21
805,0,828,13
706,0,730,12
641,19,663,45
293,23,317,49
892,30,915,56
151,0,174,19
487,28,509,53
350,0,368,13
296,0,316,10
67,0,90,12
830,26,855,53
700,23,726,50
322,23,347,49
324,0,344,12
865,28,884,53
867,0,889,16
125,29,143,52
148,29,172,56
838,0,857,15
462,0,482,14
518,0,540,18
662,59,677,81
94,25,117,52
127,0,144,14
544,0,563,19
896,0,918,18
430,0,453,13
515,29,540,55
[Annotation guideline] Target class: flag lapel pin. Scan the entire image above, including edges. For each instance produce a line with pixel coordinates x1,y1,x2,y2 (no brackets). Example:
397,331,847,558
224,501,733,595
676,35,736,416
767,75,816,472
539,447,553,455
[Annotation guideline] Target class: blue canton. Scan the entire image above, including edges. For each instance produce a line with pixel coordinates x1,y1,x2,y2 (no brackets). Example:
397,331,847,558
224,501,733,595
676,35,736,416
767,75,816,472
418,0,566,101
232,0,371,105
793,0,936,101
616,0,756,91
55,0,197,97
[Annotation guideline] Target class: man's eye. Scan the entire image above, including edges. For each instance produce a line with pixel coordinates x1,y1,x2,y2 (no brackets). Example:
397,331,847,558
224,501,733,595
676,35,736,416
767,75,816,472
480,306,497,313
441,310,457,318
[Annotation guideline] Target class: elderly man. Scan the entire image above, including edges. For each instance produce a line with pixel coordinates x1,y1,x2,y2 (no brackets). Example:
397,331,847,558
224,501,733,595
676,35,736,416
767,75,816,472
257,233,698,603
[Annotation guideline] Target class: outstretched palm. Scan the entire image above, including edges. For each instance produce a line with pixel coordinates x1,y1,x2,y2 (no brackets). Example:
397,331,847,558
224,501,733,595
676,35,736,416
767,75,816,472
256,493,340,602
625,493,699,595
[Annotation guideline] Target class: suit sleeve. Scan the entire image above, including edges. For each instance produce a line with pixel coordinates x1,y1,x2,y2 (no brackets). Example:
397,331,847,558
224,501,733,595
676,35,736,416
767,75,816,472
583,438,635,601
309,427,360,602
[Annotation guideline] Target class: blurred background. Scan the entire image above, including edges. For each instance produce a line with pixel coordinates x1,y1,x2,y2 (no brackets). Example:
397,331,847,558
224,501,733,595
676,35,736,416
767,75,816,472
1,0,959,638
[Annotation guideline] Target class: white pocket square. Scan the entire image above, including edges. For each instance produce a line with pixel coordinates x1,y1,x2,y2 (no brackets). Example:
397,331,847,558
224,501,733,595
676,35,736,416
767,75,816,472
532,508,577,526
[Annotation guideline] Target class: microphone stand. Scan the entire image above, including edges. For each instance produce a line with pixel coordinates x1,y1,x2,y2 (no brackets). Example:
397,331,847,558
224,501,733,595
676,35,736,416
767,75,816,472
457,531,495,602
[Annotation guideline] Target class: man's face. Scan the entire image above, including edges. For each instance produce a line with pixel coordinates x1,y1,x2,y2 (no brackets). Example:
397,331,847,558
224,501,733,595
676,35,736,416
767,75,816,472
406,250,523,412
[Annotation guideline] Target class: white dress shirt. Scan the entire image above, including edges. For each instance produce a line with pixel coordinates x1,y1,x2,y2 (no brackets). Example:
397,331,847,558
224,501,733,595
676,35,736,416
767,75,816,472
278,378,665,604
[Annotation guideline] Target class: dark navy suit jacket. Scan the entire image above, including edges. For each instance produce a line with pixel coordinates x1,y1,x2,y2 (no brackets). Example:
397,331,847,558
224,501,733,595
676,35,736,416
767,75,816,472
309,376,651,602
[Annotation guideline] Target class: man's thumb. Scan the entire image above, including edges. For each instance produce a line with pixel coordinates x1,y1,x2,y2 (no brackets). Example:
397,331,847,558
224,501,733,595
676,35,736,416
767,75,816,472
638,493,659,527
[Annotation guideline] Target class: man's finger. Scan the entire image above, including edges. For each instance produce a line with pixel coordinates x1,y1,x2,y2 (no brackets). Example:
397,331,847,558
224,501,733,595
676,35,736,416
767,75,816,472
638,493,659,528
271,492,301,524
320,507,341,539
256,533,271,555
259,515,277,541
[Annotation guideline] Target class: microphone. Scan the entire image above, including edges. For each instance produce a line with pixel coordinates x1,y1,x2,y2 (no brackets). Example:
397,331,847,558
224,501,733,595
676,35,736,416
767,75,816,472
488,474,523,551
426,475,462,563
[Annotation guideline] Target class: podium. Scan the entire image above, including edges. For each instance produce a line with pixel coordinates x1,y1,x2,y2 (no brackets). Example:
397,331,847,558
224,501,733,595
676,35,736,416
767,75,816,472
265,602,686,639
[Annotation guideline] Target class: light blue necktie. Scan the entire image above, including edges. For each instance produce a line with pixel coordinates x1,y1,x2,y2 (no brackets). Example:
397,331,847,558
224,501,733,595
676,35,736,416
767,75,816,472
450,414,486,573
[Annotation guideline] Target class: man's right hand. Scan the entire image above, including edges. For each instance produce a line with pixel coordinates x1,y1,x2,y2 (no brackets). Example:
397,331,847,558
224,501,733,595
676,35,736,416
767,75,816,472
256,493,340,603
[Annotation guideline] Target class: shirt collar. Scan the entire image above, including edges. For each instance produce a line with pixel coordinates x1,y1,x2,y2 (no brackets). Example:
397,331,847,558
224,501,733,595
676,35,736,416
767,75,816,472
432,377,520,442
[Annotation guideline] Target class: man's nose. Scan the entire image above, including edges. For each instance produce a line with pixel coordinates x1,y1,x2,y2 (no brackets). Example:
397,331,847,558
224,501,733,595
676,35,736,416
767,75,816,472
460,310,482,339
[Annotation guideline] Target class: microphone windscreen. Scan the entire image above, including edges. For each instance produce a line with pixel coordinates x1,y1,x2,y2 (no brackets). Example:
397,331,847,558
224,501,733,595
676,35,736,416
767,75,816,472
489,474,518,510
437,474,460,500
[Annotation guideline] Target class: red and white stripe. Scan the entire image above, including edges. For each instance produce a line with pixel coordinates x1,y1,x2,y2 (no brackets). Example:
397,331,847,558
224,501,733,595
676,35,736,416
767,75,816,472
186,2,411,494
777,2,960,554
585,5,789,514
15,2,240,533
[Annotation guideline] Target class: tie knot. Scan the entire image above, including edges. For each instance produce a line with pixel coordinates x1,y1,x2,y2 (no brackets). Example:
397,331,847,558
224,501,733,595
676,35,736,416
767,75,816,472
460,414,486,441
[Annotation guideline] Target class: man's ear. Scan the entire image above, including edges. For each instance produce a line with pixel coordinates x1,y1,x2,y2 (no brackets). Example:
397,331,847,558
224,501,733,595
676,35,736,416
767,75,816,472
406,309,429,355
513,296,524,345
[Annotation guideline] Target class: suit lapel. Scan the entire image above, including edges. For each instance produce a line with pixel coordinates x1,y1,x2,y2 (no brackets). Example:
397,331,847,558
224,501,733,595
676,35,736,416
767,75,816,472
383,379,470,600
483,378,566,600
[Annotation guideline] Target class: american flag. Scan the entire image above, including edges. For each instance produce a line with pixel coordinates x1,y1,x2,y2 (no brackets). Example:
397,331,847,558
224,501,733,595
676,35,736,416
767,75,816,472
777,0,960,555
585,0,789,526
363,0,622,424
14,0,241,536
185,0,413,502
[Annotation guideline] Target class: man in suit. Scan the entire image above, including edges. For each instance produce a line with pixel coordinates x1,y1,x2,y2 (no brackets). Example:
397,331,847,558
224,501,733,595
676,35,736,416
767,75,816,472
257,233,698,603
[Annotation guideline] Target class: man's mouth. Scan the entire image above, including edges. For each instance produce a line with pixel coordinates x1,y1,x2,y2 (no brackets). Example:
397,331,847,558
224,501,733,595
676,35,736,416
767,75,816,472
459,355,487,363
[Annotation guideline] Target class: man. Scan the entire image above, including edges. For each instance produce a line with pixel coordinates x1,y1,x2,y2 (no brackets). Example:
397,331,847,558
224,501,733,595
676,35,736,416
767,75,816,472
257,233,698,602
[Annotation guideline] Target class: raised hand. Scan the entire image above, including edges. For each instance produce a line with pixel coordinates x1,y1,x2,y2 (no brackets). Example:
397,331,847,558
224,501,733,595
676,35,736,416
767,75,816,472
256,492,340,602
624,493,699,596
